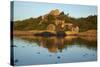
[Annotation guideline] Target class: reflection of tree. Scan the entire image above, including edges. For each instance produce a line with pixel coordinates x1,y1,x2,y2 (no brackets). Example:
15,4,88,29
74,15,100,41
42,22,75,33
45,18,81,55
76,38,97,50
18,36,97,53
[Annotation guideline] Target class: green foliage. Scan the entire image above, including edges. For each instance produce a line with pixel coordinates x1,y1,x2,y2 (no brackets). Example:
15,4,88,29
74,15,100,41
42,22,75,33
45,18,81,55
13,12,97,32
47,14,56,21
72,15,97,32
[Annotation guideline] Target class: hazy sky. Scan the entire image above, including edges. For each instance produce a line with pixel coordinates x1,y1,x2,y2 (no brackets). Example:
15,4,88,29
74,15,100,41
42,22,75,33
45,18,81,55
13,1,97,21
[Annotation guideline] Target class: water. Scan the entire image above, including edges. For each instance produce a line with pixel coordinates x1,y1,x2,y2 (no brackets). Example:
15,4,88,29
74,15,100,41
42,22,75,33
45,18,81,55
11,36,97,66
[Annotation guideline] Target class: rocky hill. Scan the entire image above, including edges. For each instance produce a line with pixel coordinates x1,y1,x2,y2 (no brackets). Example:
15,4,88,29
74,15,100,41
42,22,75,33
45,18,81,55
13,9,97,32
49,9,60,16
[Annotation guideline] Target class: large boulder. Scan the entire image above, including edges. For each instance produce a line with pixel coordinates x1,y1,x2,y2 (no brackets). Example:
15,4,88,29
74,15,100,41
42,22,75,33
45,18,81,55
49,9,60,16
47,24,56,31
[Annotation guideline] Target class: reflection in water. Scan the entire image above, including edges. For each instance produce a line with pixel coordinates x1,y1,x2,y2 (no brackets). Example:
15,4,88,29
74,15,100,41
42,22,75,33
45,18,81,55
18,36,97,53
12,36,97,66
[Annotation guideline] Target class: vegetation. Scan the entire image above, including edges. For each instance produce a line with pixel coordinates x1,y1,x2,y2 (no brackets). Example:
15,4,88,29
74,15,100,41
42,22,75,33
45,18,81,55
70,15,97,32
13,10,97,32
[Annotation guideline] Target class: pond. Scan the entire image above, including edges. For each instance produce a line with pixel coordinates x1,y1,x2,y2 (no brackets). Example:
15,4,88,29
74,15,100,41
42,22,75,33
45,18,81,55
11,36,97,66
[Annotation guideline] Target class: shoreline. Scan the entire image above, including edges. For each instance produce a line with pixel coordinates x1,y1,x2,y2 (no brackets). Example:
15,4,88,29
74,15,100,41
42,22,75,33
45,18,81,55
12,30,97,41
12,30,97,36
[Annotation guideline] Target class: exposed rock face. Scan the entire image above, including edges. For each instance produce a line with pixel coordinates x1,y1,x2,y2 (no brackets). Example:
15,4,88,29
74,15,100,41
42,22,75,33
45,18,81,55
71,25,79,32
39,9,79,32
47,24,56,31
40,9,60,24
46,19,79,32
49,9,60,16
54,19,65,32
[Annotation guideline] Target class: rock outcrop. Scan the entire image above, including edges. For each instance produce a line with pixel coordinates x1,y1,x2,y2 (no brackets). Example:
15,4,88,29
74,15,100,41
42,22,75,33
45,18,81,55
39,9,79,32
49,9,60,16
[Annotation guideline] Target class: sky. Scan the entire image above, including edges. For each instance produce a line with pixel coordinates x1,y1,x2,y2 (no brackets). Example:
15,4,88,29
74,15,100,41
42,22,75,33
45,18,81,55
12,1,97,21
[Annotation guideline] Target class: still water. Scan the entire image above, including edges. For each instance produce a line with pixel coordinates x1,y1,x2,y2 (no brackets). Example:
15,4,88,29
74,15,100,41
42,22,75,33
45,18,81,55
12,36,97,66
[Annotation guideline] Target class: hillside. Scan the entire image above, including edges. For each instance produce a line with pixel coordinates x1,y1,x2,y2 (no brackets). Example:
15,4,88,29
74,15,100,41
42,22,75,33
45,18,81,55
13,9,97,32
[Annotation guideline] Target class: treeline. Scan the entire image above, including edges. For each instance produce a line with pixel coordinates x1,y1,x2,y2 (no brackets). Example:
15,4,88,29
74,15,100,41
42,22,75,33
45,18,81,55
13,12,97,32
70,15,97,32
